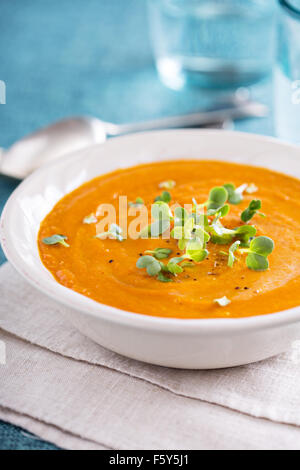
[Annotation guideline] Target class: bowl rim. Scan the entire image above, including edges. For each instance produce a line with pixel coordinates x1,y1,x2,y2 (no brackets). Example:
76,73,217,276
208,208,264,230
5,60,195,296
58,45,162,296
1,128,300,334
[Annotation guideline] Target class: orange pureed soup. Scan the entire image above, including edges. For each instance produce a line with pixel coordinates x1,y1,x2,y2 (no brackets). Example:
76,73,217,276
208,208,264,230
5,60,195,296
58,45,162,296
38,160,300,319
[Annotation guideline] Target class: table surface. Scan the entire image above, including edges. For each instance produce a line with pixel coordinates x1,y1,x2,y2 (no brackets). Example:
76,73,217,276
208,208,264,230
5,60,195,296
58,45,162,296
0,0,275,450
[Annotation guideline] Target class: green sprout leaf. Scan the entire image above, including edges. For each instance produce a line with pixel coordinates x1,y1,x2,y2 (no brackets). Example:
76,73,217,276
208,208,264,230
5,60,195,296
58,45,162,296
217,204,230,218
177,237,187,251
174,206,189,227
140,202,171,238
193,213,210,231
159,180,176,189
167,260,184,275
210,217,256,246
129,197,144,207
241,200,265,223
136,255,179,282
214,296,231,307
172,211,210,255
234,225,257,246
188,248,209,263
206,186,228,214
181,262,195,268
228,240,241,267
171,226,184,240
151,201,172,220
171,216,194,245
243,236,275,271
157,272,173,282
246,253,269,271
83,213,98,224
209,213,235,244
140,219,170,238
168,256,185,265
42,234,69,247
249,236,274,257
154,191,171,203
192,197,199,213
193,226,210,244
96,223,124,241
223,183,247,205
160,257,185,276
144,248,172,260
185,239,209,262
150,219,170,237
210,204,230,232
210,232,234,245
151,201,171,236
136,255,161,276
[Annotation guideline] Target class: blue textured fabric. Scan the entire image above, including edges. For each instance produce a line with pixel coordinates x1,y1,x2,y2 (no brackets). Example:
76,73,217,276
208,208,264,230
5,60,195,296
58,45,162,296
0,420,59,450
0,0,274,450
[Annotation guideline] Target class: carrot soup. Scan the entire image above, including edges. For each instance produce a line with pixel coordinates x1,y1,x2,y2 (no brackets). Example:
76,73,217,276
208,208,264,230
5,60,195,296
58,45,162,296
38,160,300,319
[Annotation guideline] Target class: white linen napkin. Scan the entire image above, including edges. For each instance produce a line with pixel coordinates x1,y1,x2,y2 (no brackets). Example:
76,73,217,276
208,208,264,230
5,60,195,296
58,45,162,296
1,262,300,450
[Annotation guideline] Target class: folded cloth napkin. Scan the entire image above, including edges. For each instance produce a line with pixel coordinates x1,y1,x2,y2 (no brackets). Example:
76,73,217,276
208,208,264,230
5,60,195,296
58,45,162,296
1,263,300,450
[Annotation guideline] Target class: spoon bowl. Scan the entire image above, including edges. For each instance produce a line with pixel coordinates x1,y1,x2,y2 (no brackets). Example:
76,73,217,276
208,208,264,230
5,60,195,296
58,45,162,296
0,117,107,180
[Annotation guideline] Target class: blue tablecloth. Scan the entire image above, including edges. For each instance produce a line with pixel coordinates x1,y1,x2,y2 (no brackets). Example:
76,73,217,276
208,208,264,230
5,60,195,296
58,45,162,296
0,0,275,450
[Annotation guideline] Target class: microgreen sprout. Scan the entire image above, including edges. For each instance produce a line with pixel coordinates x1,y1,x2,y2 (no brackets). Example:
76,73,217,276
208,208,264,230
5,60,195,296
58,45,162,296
167,258,184,275
154,191,171,203
234,225,257,246
209,206,233,244
193,213,210,231
180,261,195,268
214,296,231,307
136,255,161,276
131,182,274,284
241,200,265,223
157,272,173,282
192,197,199,212
210,204,230,232
172,216,194,248
151,201,172,220
172,213,210,254
159,180,176,189
140,201,171,238
174,206,189,227
210,226,235,245
83,213,98,224
205,186,228,215
239,236,274,271
136,255,180,281
228,240,241,267
129,197,144,207
96,223,124,241
144,248,172,260
42,234,70,247
210,218,256,246
223,183,247,205
184,239,209,262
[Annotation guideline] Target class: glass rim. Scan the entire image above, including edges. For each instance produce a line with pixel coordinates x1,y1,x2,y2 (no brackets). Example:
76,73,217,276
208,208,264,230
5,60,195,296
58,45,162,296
280,0,300,18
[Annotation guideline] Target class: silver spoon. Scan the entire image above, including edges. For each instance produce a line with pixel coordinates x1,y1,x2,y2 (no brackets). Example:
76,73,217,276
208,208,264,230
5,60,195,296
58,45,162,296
0,98,267,180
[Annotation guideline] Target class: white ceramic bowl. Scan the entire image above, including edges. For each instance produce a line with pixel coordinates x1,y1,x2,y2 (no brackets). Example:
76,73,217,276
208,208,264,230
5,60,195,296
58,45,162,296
1,130,300,369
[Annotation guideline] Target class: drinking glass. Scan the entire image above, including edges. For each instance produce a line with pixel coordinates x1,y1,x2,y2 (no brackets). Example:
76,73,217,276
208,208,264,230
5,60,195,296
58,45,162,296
275,0,300,143
148,0,277,90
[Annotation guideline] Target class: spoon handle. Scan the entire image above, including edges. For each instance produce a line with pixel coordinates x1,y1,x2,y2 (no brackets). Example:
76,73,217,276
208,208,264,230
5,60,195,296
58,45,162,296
107,102,268,136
